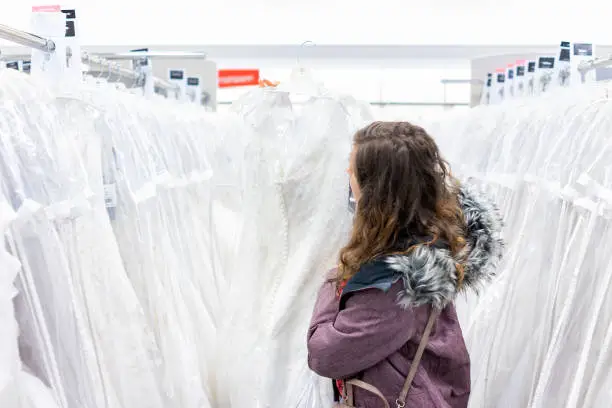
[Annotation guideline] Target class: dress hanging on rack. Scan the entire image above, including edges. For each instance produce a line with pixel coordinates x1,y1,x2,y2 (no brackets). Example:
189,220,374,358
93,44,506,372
77,87,217,408
215,83,374,408
0,68,166,408
0,193,59,408
422,83,612,408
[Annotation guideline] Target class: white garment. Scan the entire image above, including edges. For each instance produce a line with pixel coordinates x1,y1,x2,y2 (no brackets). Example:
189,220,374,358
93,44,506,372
423,83,612,408
216,89,372,408
52,97,166,408
1,189,59,408
81,89,215,408
0,70,165,408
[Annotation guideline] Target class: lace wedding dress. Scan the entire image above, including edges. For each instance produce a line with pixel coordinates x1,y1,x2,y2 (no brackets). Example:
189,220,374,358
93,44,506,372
215,89,372,408
80,88,216,408
0,69,164,408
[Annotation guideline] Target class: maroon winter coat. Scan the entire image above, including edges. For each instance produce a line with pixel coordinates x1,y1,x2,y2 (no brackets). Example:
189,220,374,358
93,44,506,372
307,187,504,407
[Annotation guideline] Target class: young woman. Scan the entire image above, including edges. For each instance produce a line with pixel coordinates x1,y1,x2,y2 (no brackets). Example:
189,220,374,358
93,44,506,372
307,121,503,407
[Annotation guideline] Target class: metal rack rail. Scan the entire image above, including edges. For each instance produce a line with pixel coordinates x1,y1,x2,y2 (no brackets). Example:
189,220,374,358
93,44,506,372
82,53,179,92
0,22,56,53
578,56,612,74
0,22,179,94
81,52,140,82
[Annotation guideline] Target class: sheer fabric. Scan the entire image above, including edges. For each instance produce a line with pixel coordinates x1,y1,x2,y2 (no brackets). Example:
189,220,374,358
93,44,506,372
0,65,383,408
0,194,59,408
0,69,165,408
423,83,612,408
216,89,373,408
75,88,217,408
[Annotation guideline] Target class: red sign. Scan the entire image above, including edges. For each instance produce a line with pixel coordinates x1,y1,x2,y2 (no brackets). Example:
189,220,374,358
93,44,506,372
32,5,62,12
218,69,260,88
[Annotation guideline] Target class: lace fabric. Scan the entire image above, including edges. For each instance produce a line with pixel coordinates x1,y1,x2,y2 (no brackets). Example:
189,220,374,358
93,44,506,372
216,88,372,408
74,88,217,408
0,65,378,408
1,69,167,408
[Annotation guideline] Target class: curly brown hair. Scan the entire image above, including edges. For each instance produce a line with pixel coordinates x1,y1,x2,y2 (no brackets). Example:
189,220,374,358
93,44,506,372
338,121,467,285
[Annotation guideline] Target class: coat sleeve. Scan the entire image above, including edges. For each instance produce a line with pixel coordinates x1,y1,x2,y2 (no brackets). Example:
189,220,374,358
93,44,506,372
307,281,417,380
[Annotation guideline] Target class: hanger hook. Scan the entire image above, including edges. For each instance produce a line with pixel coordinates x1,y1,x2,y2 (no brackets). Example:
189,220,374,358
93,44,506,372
297,40,316,67
89,55,102,79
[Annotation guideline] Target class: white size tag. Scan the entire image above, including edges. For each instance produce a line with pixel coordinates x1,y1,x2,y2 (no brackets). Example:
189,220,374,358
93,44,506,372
103,184,117,208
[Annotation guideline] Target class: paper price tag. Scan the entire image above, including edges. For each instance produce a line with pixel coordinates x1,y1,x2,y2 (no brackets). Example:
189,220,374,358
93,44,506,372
103,183,117,208
30,4,81,84
168,69,187,101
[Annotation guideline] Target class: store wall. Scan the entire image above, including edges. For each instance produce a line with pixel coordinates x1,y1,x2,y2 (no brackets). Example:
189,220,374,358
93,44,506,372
216,59,471,103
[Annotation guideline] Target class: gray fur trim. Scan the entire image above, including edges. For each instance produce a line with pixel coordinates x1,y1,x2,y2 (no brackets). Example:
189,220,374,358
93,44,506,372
458,184,505,290
387,246,458,310
385,184,504,309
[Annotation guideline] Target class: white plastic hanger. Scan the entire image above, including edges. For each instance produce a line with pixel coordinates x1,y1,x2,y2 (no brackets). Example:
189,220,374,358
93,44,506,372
275,41,327,97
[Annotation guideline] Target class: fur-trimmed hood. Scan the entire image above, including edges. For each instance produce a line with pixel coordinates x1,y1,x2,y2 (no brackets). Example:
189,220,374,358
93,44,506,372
341,185,504,310
389,185,504,309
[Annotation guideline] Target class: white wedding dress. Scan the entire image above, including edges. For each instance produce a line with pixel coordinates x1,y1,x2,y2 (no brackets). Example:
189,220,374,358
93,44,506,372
79,88,216,408
0,69,165,408
423,83,612,408
215,88,372,408
0,192,60,408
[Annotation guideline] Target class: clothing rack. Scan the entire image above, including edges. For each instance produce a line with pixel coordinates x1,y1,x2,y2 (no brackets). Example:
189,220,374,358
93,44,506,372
82,52,141,82
0,23,56,53
0,22,177,94
81,52,179,93
578,56,612,74
102,51,207,60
